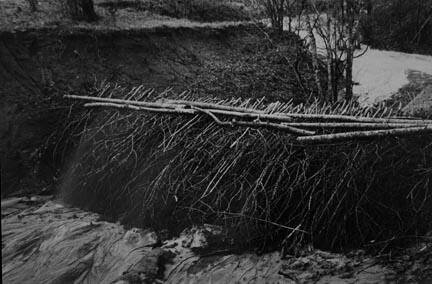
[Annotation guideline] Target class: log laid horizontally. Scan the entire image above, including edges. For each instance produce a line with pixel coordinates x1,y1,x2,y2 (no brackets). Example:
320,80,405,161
67,94,432,143
297,125,432,143
66,95,432,124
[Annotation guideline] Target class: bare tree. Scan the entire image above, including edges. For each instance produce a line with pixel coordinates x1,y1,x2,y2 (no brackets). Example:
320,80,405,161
263,0,286,33
305,12,324,100
66,0,98,22
342,0,364,100
304,0,365,102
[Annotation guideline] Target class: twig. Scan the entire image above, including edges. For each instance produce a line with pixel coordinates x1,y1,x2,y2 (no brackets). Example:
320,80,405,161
191,106,233,126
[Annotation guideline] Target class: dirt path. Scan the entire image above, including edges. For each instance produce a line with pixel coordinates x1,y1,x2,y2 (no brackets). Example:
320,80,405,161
3,197,430,283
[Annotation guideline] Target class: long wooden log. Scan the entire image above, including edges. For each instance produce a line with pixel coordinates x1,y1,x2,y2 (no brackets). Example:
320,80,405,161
232,120,316,136
84,103,315,135
69,95,432,125
91,102,424,135
282,122,428,129
164,99,267,114
83,102,196,115
163,99,432,124
204,108,295,122
83,102,295,123
297,126,432,143
71,95,292,122
273,113,432,124
66,94,185,110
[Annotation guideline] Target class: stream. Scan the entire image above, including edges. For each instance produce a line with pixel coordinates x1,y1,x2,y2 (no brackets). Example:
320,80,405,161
284,18,432,105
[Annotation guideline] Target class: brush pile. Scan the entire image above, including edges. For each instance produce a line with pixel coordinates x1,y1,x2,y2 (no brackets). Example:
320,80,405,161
65,93,432,143
62,85,432,252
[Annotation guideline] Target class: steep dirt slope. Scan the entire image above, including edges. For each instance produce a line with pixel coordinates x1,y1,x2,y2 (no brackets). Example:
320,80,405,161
0,25,310,197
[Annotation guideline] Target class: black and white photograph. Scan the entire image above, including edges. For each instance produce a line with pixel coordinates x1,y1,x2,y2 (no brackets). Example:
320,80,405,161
1,0,431,283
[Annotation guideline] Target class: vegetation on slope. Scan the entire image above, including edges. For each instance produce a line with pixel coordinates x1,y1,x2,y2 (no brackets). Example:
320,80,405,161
62,87,432,252
360,0,432,54
97,0,257,22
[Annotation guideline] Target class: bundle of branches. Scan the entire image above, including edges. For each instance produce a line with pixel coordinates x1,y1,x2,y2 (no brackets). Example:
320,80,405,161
65,85,432,143
62,85,432,252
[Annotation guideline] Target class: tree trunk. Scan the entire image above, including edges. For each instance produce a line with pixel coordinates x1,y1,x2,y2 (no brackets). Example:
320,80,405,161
305,14,323,99
66,0,98,22
266,0,285,34
345,45,353,101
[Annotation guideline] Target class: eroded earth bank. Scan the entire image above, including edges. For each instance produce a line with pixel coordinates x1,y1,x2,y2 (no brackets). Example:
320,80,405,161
2,16,432,284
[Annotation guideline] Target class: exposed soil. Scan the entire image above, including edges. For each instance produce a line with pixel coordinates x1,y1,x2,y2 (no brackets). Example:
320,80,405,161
2,3,431,283
0,24,316,197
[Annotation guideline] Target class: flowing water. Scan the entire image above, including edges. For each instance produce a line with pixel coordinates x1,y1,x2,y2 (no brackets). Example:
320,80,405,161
284,18,432,105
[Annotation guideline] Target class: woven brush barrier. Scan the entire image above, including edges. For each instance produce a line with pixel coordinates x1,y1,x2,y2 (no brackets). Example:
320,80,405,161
62,84,432,251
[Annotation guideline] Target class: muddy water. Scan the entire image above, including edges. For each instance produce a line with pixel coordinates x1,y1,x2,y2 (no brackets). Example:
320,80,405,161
284,18,432,105
353,46,432,105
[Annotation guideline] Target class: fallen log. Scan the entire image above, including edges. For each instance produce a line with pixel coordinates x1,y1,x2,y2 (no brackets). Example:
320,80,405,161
297,125,432,143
